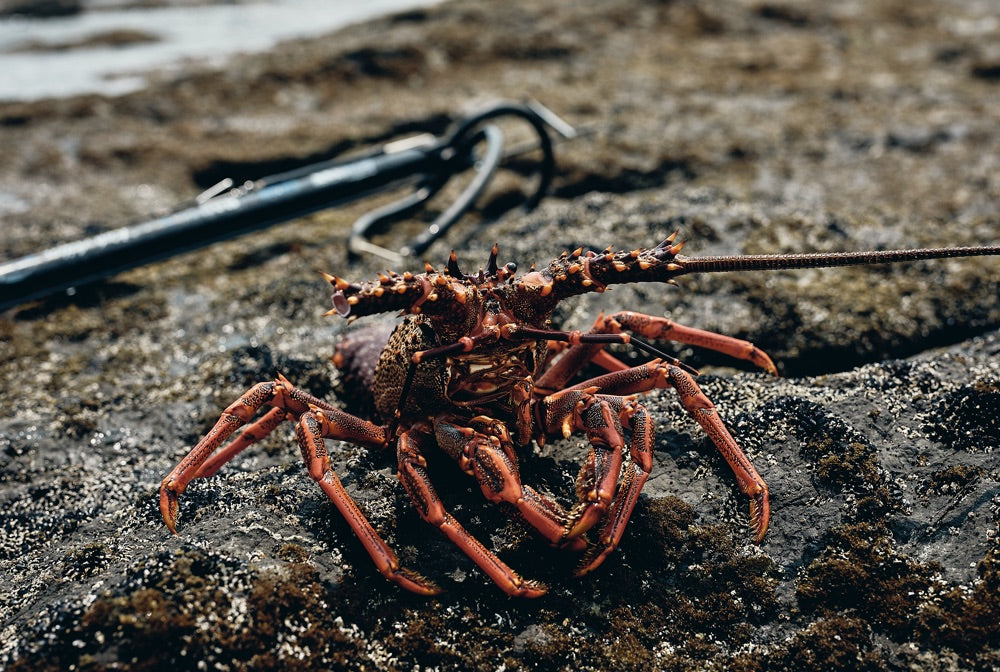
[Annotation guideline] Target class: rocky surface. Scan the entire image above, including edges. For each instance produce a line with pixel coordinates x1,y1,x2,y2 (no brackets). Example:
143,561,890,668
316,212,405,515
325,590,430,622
1,0,998,670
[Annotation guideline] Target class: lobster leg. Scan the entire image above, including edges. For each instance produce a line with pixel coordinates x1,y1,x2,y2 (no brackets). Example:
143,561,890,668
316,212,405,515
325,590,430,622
396,424,547,597
555,359,771,543
536,390,632,541
164,375,438,594
159,375,387,533
436,401,652,569
534,311,776,396
433,415,587,552
612,311,777,374
296,408,440,595
194,406,287,478
574,397,654,576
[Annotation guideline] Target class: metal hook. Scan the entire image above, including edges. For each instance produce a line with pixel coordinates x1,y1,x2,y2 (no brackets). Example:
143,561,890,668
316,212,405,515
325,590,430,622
347,100,577,262
347,125,505,265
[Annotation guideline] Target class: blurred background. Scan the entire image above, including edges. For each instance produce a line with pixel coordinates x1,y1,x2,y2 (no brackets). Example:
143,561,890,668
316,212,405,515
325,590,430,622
0,0,438,100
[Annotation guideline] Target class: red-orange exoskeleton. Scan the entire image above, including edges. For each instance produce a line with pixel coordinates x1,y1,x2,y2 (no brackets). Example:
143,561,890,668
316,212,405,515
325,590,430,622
160,234,1000,596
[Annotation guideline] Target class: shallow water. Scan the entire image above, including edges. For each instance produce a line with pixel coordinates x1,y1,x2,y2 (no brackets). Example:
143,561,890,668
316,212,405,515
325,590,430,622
0,0,433,101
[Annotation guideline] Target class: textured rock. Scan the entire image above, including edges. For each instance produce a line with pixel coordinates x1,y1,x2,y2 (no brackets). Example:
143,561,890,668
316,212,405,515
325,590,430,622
1,0,998,670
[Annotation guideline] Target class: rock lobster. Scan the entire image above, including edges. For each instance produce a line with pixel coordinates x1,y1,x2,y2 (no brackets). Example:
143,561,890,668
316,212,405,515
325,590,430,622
160,235,999,596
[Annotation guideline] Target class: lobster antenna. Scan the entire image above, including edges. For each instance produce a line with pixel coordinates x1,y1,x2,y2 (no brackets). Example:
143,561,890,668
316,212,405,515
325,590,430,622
674,245,1000,275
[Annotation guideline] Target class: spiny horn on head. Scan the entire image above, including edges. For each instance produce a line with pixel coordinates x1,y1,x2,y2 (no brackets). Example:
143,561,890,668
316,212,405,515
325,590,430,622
652,235,685,259
447,251,463,277
486,243,500,276
320,271,351,291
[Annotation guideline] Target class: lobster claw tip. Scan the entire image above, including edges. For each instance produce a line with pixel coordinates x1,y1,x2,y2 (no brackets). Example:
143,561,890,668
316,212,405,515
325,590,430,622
749,489,770,543
160,485,180,535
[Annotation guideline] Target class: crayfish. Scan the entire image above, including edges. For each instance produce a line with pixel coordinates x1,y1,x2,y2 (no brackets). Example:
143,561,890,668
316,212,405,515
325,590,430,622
160,235,999,596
